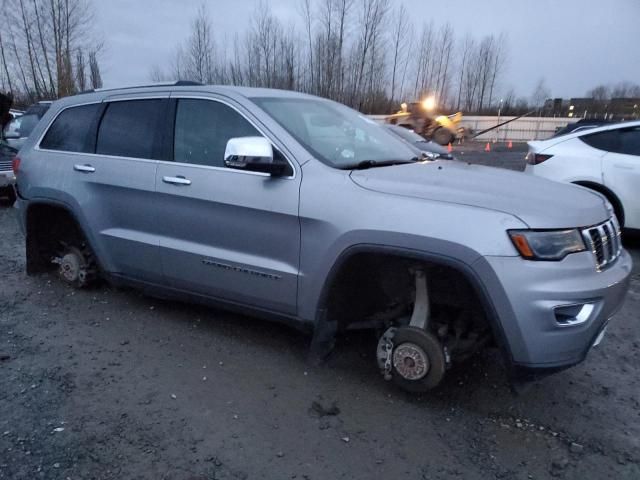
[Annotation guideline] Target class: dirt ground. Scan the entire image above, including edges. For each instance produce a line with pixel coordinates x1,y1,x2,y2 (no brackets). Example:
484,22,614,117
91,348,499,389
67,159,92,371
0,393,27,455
1,153,639,479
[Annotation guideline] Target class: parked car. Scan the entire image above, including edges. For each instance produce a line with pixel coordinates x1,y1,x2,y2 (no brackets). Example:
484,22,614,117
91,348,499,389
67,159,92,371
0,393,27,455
4,101,52,150
0,140,17,205
552,119,614,137
14,83,631,392
526,120,640,230
3,116,22,139
385,124,455,160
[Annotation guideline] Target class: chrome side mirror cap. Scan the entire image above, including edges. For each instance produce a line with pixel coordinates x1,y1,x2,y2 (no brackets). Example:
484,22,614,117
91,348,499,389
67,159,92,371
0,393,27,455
224,136,286,176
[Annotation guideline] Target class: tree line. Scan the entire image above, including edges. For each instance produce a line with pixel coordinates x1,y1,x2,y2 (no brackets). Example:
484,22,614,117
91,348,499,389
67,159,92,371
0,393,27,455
151,0,510,114
0,0,102,106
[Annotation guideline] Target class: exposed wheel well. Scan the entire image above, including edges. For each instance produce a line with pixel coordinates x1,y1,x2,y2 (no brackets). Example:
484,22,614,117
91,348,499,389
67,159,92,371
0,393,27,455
322,251,495,362
572,181,625,227
25,203,87,274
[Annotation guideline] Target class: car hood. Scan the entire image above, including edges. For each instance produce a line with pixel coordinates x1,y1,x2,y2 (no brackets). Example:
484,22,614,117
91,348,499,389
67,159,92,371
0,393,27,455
349,161,609,228
416,140,448,154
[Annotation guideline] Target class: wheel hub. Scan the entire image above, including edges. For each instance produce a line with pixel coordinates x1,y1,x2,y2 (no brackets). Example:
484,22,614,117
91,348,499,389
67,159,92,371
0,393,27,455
393,342,430,380
59,252,82,282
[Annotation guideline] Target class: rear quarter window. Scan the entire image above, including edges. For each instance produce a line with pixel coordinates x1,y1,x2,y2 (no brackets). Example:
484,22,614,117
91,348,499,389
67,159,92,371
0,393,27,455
580,130,620,152
40,104,101,152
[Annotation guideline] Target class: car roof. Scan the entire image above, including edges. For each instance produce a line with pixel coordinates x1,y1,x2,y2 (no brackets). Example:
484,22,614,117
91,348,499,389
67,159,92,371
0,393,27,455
50,83,319,111
561,119,640,139
531,119,640,149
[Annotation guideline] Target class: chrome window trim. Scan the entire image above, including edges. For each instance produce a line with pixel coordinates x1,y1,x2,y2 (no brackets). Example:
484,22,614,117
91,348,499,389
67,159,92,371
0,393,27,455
167,94,297,180
34,96,171,156
35,94,298,180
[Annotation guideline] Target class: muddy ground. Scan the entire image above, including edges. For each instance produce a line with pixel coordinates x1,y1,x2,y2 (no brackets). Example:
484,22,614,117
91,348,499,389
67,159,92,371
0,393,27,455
1,150,639,479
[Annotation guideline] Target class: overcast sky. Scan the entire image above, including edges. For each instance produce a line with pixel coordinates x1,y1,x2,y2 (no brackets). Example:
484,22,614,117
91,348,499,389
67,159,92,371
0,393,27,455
93,0,640,100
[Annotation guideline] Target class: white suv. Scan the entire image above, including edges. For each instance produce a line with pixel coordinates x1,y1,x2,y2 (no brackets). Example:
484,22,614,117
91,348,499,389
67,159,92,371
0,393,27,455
525,120,640,230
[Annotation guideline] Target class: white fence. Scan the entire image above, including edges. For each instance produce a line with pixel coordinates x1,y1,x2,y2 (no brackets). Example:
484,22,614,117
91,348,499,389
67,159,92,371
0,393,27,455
368,114,575,142
461,116,574,142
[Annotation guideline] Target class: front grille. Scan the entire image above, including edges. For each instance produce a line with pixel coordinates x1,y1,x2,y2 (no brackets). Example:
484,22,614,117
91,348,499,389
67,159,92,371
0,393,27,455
0,159,12,172
582,217,622,271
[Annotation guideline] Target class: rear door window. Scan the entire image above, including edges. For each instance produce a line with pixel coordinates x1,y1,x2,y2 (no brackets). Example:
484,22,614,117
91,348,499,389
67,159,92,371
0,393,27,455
96,99,164,159
618,127,640,156
40,104,100,152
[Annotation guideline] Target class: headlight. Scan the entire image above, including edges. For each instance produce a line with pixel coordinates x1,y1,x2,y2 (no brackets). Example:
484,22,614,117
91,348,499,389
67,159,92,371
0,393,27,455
508,229,586,261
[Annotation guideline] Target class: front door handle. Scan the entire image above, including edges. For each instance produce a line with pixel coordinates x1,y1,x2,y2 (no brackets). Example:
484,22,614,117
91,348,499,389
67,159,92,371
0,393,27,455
162,175,192,186
74,164,95,173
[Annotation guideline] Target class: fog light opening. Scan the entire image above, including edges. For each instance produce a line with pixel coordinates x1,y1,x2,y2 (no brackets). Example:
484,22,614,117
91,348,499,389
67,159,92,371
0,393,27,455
554,303,594,326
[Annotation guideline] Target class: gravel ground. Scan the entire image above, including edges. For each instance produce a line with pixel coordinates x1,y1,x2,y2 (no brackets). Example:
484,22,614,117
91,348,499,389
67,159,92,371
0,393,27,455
1,157,639,479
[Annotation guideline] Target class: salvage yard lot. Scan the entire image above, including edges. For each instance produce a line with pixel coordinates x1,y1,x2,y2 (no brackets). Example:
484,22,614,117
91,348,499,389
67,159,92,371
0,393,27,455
1,156,639,479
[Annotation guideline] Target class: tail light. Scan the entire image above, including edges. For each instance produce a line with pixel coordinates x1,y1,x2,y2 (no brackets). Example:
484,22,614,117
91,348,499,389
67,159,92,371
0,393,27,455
525,152,553,165
12,156,21,174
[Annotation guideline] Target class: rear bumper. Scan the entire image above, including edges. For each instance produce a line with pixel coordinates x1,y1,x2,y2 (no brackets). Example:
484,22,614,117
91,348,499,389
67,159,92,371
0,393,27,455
479,249,632,372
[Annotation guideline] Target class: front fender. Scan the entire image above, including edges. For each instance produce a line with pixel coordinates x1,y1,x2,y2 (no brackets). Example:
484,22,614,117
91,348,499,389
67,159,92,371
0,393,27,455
299,239,516,366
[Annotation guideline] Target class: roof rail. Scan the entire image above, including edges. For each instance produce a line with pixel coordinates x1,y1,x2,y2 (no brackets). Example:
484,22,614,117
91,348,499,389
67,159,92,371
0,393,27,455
78,80,203,95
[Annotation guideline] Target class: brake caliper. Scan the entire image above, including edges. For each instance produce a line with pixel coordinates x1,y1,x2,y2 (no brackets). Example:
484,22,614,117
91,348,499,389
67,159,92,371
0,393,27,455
376,327,396,381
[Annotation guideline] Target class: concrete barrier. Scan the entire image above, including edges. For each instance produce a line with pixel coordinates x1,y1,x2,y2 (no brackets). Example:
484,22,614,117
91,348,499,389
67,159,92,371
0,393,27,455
368,114,575,142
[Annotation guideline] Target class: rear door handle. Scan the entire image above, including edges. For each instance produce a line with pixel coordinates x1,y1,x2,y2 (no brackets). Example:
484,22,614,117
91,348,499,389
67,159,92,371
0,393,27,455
614,163,634,170
162,175,192,186
74,164,95,173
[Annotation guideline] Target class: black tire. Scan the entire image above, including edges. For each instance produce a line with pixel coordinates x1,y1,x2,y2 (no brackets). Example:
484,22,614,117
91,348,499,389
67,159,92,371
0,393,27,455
604,194,625,228
432,127,454,146
573,183,625,228
390,327,446,393
0,186,16,207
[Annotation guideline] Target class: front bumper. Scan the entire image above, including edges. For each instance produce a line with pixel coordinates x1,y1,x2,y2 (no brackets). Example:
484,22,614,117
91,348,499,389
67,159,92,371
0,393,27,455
0,170,15,188
478,249,632,371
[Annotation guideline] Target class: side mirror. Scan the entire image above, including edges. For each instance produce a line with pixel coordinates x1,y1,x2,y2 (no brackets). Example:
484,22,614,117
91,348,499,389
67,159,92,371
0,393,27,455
224,136,286,176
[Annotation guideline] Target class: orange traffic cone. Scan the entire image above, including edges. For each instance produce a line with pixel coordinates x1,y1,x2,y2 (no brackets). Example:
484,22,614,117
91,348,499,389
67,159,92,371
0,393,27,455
484,142,491,152
507,140,513,149
447,143,453,153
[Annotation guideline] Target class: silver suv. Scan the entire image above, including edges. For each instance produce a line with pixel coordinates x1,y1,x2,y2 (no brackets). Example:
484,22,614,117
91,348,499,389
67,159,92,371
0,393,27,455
14,83,632,392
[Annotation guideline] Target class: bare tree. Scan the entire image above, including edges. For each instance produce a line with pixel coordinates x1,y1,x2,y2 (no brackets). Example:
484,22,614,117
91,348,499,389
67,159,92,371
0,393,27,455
388,4,409,106
531,77,551,109
351,0,389,109
0,30,14,93
298,0,315,92
0,0,100,99
184,3,215,83
148,0,511,114
88,50,102,89
455,34,473,111
587,84,610,101
487,32,507,109
75,48,85,91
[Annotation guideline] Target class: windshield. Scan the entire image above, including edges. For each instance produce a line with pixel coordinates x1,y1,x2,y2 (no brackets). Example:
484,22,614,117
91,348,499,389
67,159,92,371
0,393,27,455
386,125,425,143
17,114,40,138
252,97,419,168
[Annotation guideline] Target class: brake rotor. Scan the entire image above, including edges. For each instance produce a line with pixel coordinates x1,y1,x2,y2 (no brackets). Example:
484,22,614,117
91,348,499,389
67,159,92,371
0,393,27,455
56,246,92,287
59,250,83,283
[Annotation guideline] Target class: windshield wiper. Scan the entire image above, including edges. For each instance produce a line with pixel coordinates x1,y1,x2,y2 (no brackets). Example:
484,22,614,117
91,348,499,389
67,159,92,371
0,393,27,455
347,157,420,170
